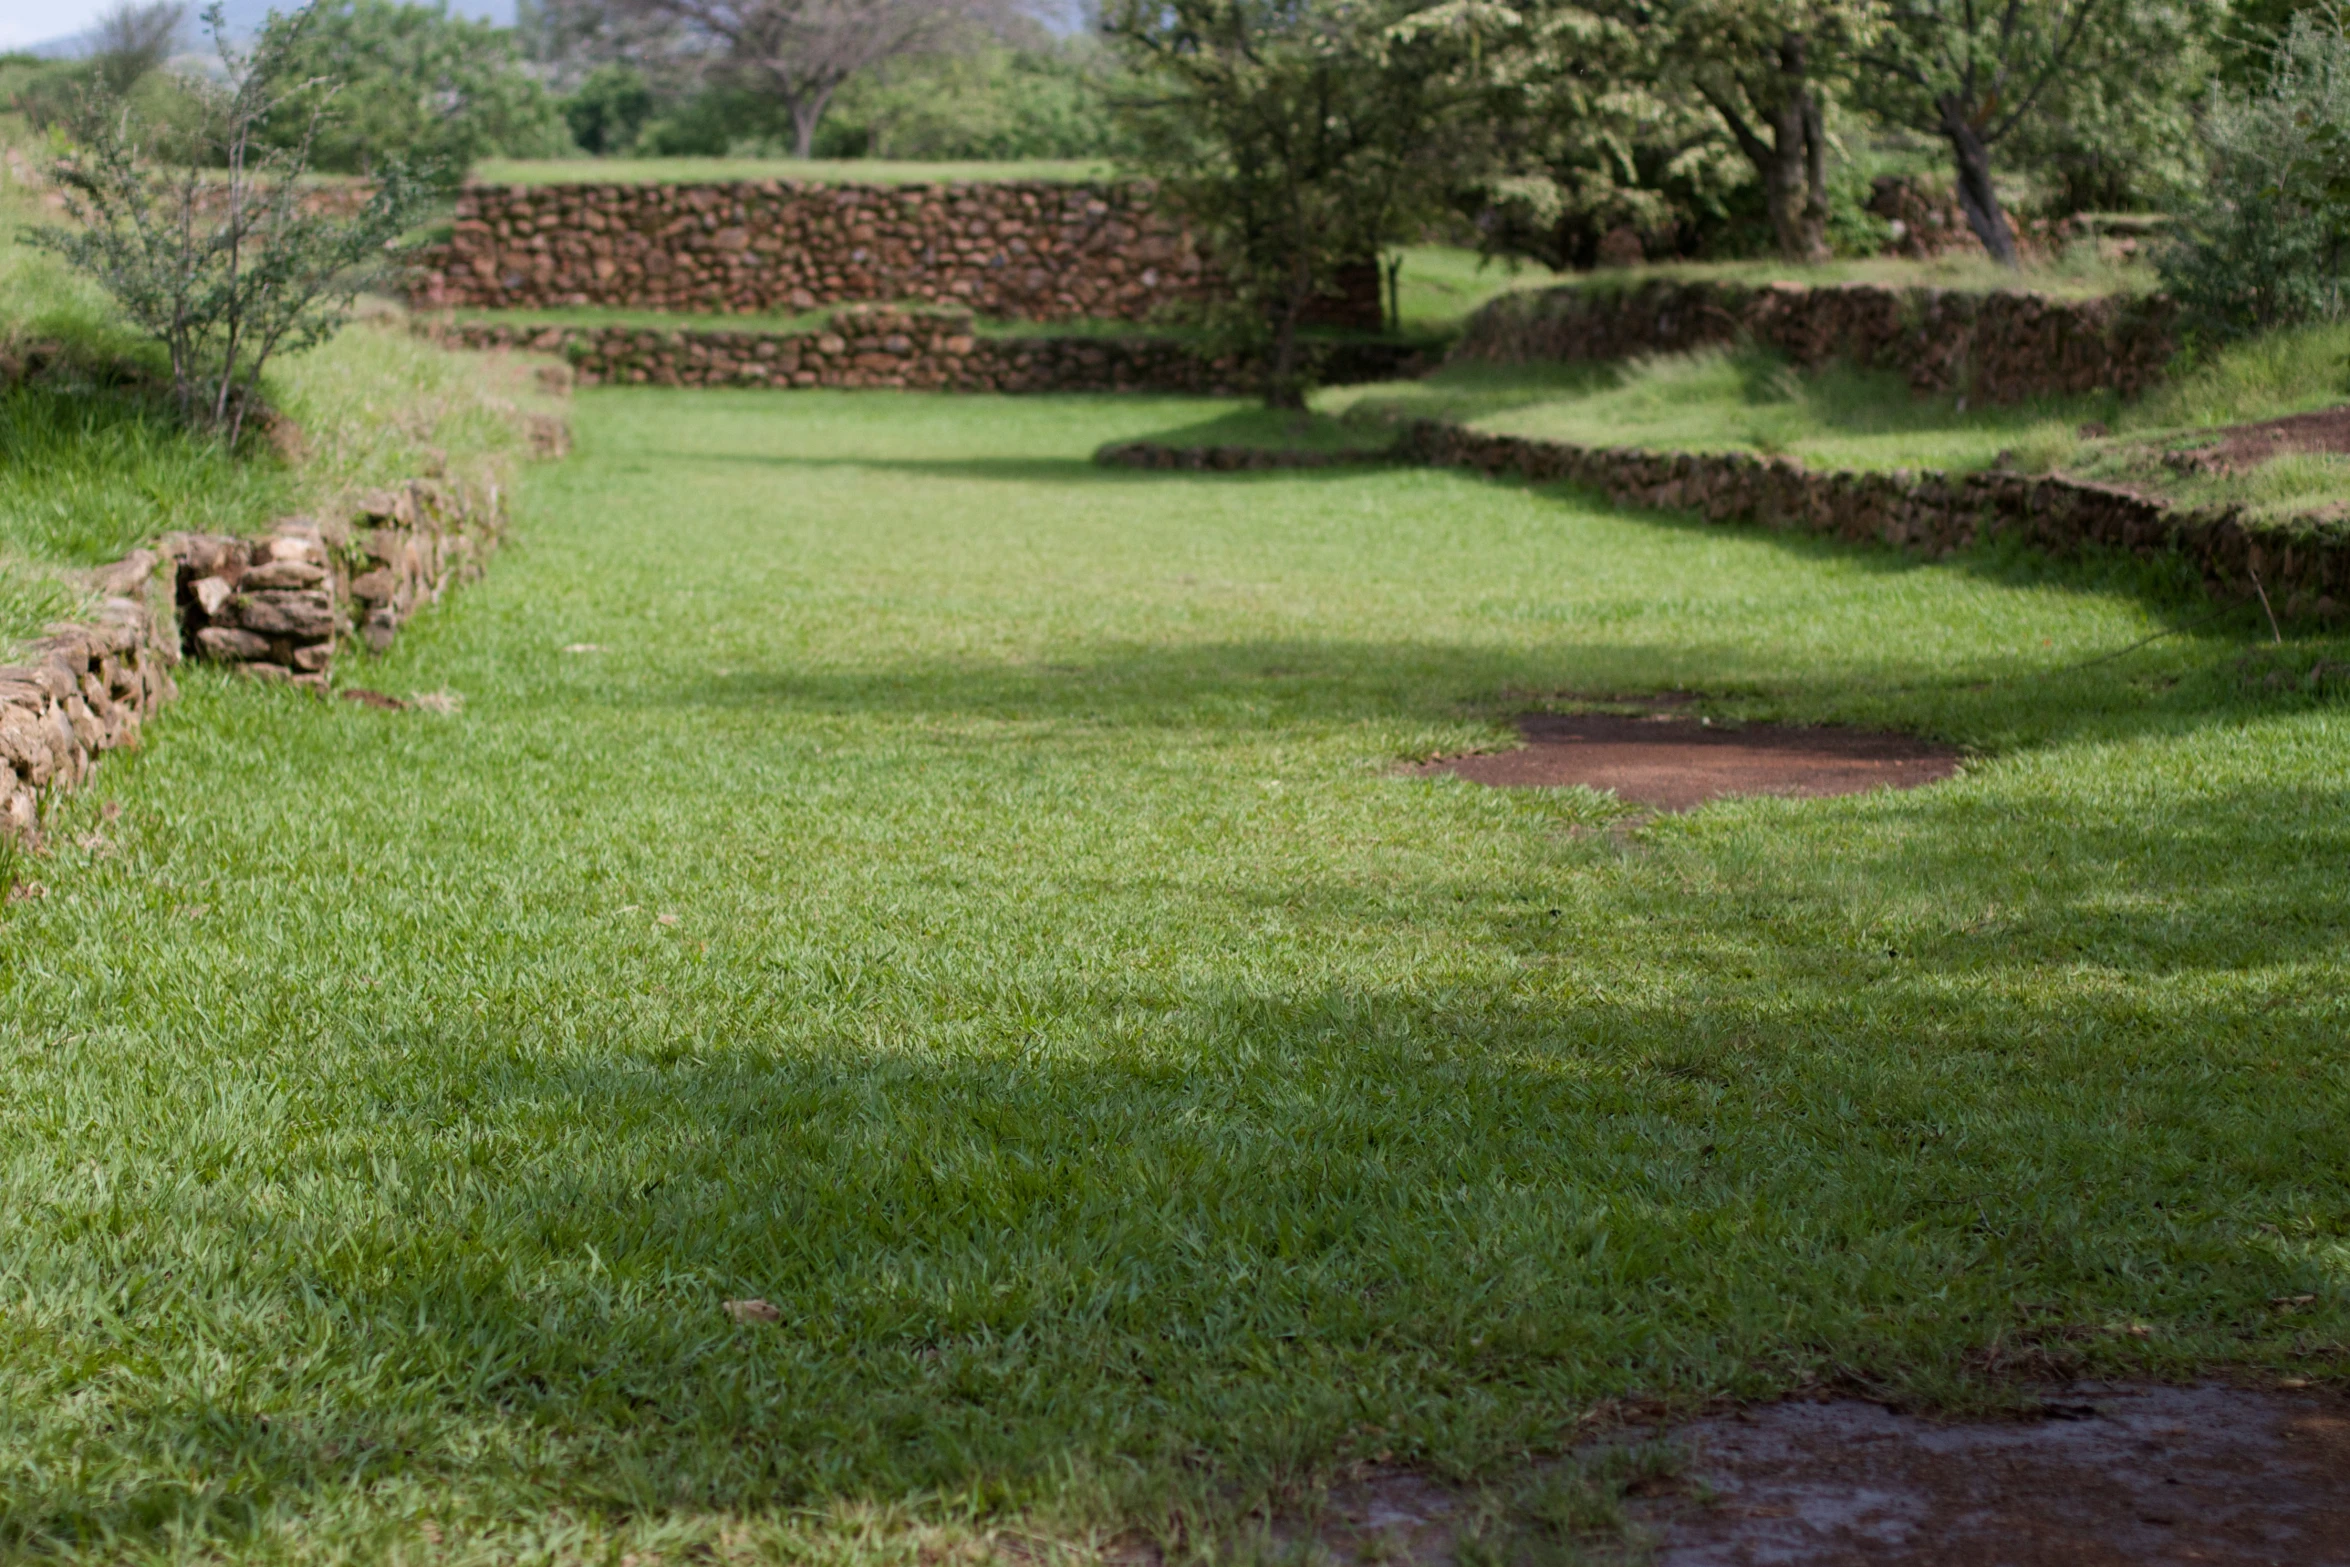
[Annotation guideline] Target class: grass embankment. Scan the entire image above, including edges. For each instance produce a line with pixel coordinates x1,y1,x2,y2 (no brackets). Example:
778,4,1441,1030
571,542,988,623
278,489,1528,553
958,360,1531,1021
0,166,547,656
1301,322,2350,525
2,386,2343,1563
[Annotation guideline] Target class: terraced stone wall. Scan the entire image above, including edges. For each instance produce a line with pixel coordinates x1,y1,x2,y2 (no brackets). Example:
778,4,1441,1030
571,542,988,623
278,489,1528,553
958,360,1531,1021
431,310,1431,395
1454,281,2179,404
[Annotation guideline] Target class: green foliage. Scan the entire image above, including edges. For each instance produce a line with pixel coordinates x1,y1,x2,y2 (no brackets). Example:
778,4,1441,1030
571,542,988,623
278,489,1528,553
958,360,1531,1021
0,382,295,567
816,41,1128,161
260,0,573,173
20,4,443,439
631,84,794,157
1997,2,2223,216
560,61,657,156
1105,0,1481,404
2159,3,2350,339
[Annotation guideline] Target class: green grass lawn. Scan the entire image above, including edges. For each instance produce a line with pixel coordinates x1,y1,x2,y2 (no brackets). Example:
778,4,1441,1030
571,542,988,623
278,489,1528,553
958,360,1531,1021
1,385,2344,1564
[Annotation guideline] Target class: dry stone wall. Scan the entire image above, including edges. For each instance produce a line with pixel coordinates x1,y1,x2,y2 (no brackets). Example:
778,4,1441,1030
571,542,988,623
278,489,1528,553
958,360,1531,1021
430,309,1430,395
2,470,518,849
0,558,178,847
1384,423,2350,619
169,476,506,693
1453,281,2179,404
413,180,1223,324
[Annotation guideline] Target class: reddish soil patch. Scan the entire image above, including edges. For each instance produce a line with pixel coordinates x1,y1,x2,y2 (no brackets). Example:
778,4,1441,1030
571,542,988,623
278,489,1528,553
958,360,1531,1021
1638,1384,2350,1565
1298,1384,2350,1566
2164,403,2350,476
1418,712,1961,811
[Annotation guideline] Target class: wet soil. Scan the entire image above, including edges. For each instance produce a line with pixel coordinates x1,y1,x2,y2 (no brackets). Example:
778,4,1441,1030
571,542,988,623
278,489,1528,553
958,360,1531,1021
1418,712,1962,811
1635,1384,2350,1564
1305,1384,2350,1566
2162,404,2350,476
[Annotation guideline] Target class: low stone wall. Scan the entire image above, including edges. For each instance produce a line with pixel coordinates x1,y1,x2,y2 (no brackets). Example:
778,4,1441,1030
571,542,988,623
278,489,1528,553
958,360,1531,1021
1094,442,1393,471
1387,423,2348,618
0,557,178,846
168,477,505,693
428,310,1432,395
1452,281,2179,404
2,469,519,850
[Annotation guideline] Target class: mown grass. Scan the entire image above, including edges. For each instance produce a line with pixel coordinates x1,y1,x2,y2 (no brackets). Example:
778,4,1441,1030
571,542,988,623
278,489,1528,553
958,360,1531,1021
2,385,2343,1565
1322,350,2111,476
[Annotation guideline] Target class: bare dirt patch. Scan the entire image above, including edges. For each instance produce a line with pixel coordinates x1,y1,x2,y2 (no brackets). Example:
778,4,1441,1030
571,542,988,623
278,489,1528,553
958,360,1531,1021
2162,404,2350,476
1417,711,1962,811
1633,1383,2350,1564
1299,1383,2350,1566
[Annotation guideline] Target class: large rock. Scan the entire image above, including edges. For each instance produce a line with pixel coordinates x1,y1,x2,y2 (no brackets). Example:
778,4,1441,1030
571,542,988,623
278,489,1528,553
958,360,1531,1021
231,590,335,639
195,625,273,662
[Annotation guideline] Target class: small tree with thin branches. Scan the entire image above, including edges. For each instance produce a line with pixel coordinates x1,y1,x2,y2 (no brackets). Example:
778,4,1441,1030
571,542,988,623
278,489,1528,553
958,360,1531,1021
22,2,438,445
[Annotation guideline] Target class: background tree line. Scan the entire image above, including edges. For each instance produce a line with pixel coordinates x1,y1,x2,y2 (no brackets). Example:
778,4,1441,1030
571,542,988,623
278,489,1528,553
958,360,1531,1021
9,0,2350,389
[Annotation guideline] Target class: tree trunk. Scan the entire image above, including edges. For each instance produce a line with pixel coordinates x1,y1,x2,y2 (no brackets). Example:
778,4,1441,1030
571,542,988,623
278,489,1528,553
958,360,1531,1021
1937,94,2019,267
1263,266,1312,410
1705,33,1833,265
787,81,838,160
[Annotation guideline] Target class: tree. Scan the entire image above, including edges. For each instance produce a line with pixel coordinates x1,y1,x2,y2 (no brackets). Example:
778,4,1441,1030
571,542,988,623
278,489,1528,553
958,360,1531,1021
1459,2,1750,269
1606,0,1875,264
1857,0,2116,266
623,0,996,158
22,3,438,442
1995,2,2222,216
260,0,572,174
90,1,185,99
2159,2,2350,337
1105,0,1483,406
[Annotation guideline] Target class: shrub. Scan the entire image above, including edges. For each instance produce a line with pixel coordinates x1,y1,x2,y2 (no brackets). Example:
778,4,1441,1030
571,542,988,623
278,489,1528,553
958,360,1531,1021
2158,4,2350,340
19,3,439,443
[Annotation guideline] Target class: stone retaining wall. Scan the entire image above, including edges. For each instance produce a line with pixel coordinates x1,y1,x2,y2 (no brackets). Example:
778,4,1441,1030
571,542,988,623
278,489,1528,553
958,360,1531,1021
2,468,519,849
428,310,1431,395
169,475,507,693
414,180,1202,324
1386,423,2347,618
1453,281,2179,404
0,558,178,846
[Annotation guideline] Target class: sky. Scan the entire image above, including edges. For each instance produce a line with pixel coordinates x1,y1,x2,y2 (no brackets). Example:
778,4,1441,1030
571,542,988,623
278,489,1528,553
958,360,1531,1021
0,0,516,53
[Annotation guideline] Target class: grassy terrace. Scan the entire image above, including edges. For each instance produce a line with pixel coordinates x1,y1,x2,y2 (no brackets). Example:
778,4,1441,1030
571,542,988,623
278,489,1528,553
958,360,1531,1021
1,384,2345,1562
1302,321,2350,523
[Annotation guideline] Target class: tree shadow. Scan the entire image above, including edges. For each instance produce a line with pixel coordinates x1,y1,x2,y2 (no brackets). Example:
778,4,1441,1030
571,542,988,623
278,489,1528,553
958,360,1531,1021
14,792,2344,1546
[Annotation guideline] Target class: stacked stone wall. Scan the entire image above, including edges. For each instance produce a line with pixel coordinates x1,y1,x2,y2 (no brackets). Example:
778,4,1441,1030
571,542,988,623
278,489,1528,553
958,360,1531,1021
168,475,509,693
0,558,178,846
1453,281,2179,404
428,310,1430,395
2,463,528,849
415,180,1194,323
1383,424,2348,618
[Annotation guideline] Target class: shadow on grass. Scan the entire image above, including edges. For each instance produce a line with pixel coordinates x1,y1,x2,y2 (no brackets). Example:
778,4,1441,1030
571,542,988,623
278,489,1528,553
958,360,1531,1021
6,818,2343,1548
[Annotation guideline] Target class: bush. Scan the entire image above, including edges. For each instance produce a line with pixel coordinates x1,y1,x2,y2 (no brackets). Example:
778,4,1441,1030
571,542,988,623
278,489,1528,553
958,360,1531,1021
2159,5,2350,340
814,42,1126,161
21,4,440,442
